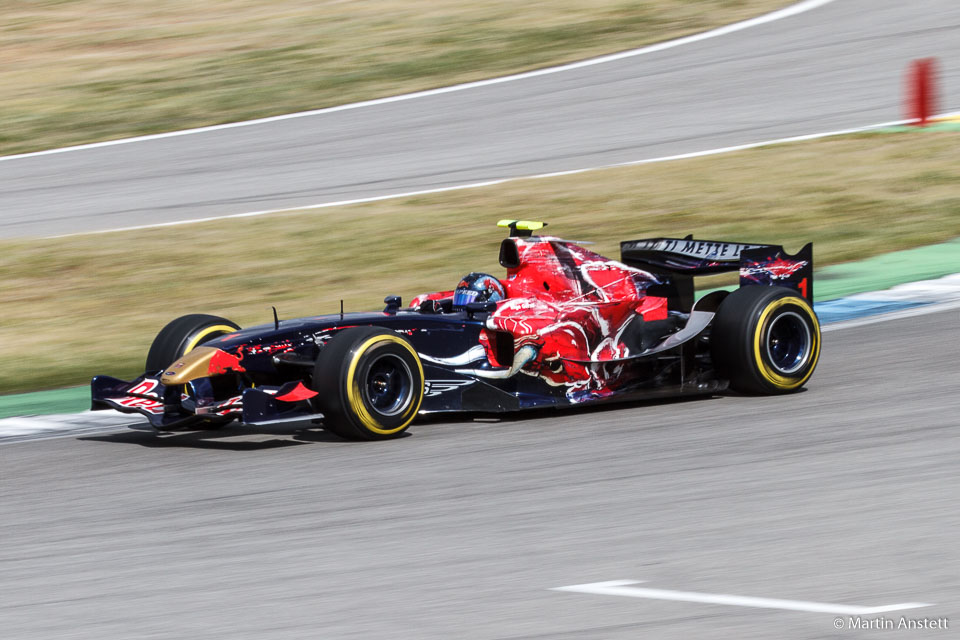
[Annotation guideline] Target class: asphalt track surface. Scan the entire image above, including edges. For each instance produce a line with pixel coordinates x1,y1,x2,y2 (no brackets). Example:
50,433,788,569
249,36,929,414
3,0,960,237
2,308,958,639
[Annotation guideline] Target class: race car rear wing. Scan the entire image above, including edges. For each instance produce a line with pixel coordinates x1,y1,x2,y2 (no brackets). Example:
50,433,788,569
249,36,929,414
620,236,813,310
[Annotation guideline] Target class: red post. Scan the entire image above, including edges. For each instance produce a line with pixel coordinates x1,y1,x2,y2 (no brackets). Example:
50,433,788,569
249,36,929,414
907,58,938,126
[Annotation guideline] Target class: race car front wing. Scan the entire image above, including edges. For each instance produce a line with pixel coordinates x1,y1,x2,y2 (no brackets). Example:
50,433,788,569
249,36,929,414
91,375,324,430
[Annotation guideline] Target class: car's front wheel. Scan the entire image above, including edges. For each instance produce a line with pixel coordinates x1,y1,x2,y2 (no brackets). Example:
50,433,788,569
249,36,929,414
311,327,424,440
145,313,241,373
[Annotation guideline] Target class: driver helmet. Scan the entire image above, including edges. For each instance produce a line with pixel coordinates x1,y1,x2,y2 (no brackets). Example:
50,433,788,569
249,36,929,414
453,273,506,308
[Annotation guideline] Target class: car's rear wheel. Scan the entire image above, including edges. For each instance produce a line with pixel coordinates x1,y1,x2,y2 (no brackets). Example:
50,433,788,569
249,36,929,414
711,287,820,394
145,314,241,373
311,327,424,440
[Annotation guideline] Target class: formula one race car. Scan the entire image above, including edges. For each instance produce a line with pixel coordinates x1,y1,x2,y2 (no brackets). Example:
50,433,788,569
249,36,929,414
92,221,820,440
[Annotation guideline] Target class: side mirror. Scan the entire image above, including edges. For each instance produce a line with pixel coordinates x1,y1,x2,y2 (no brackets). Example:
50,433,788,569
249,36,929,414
383,295,402,314
464,301,497,317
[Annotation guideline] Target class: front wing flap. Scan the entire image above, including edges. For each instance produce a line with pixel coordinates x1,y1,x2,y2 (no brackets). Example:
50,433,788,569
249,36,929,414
240,382,323,425
91,375,323,430
91,375,177,425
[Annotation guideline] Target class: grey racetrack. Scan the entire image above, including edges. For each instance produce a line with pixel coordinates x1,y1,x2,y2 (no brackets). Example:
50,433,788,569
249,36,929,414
1,0,959,237
2,308,958,639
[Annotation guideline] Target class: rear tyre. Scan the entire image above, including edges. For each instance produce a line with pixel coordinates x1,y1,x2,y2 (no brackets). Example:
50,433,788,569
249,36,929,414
312,327,424,440
711,287,820,394
145,314,241,373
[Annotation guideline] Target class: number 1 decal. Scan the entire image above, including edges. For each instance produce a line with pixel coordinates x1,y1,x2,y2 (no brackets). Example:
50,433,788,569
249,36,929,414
798,277,808,299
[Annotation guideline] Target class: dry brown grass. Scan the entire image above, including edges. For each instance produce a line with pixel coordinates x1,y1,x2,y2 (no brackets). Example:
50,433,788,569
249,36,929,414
2,128,959,393
1,0,789,154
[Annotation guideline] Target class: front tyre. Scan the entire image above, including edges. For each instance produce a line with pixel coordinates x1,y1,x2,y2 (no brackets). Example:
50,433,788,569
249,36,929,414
312,327,424,440
145,314,241,373
711,287,820,394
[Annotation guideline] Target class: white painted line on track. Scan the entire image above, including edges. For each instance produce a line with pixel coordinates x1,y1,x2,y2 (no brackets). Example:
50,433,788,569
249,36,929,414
551,581,933,615
823,298,960,332
46,179,511,238
841,274,960,303
0,411,143,445
48,112,960,240
0,0,838,163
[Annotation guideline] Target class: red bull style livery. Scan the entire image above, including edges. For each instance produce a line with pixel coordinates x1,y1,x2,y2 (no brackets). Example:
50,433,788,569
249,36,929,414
92,221,820,440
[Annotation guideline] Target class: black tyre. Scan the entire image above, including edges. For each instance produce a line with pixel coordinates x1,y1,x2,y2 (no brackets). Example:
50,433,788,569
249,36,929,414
145,314,241,373
312,327,424,440
711,286,820,394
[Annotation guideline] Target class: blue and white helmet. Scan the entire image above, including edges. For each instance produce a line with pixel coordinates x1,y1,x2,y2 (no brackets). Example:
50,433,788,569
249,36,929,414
453,273,506,308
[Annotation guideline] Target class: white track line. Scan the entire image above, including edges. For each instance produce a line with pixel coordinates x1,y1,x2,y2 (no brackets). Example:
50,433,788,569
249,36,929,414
49,113,957,239
823,299,960,332
839,273,960,303
1,0,838,163
551,581,932,615
0,411,144,444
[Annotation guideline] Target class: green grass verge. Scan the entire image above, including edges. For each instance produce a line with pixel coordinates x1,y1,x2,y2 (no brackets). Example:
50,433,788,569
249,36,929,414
2,128,959,395
0,0,790,155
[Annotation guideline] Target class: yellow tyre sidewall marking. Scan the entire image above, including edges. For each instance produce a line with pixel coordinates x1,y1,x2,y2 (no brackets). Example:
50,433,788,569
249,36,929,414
183,324,238,355
346,334,425,435
752,297,821,389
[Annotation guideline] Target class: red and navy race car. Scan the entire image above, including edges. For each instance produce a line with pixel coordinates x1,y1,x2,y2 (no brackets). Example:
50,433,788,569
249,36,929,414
92,221,820,440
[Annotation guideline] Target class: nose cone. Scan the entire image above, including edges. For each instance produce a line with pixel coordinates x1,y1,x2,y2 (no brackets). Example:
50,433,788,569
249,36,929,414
160,347,220,385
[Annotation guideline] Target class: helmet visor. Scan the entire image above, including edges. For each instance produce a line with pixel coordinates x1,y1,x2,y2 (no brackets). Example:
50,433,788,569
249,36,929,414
452,288,480,308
